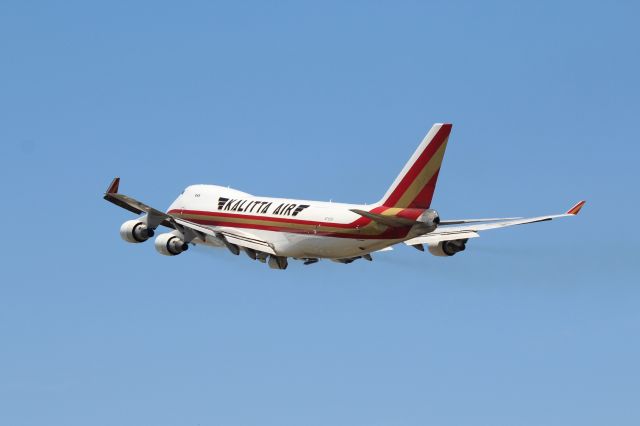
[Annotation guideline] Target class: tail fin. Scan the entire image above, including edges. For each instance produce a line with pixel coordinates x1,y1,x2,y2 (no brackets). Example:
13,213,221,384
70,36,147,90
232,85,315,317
379,123,452,209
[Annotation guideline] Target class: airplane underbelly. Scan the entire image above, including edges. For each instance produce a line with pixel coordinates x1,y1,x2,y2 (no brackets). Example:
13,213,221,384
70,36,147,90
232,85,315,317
254,231,396,259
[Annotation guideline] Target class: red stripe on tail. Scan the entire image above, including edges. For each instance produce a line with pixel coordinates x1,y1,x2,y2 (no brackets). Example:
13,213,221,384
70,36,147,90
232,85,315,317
381,123,452,209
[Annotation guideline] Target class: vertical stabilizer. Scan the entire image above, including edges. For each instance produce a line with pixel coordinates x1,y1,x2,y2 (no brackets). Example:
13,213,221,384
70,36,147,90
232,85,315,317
379,123,452,209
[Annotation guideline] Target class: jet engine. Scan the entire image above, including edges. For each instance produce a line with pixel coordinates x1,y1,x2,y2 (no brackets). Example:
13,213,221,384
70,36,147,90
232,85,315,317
154,233,189,256
428,239,467,256
120,219,154,243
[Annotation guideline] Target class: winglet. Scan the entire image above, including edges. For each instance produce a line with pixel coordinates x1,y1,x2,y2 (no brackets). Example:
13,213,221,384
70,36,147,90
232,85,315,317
106,177,120,194
566,200,586,215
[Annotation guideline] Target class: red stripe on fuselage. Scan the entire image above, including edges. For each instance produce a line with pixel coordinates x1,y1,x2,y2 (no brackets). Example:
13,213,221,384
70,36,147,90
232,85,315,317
183,216,412,239
169,206,388,228
393,208,426,221
168,206,414,239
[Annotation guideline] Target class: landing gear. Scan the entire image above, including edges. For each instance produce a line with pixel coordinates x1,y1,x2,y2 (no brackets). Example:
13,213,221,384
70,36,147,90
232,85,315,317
268,255,288,270
332,254,373,264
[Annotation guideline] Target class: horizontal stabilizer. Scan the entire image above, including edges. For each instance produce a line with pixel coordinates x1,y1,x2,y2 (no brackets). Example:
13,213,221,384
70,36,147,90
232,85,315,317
350,209,420,227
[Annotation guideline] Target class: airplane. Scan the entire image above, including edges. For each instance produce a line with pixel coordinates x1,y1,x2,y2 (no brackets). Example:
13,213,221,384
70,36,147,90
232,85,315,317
104,123,585,270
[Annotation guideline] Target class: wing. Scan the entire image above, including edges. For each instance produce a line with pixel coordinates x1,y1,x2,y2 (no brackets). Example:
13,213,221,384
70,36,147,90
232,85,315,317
405,200,586,247
104,177,276,256
104,178,181,229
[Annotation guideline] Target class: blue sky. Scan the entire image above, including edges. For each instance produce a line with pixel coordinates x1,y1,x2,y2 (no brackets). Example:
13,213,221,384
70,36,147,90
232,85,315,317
1,1,638,425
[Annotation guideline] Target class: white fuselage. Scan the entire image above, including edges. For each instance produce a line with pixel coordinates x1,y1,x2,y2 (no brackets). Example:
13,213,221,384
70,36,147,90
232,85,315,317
166,184,418,259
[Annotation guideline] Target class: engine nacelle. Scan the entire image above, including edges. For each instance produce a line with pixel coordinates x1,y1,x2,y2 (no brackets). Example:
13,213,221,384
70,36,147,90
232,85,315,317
120,219,154,243
428,239,467,257
154,233,189,256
